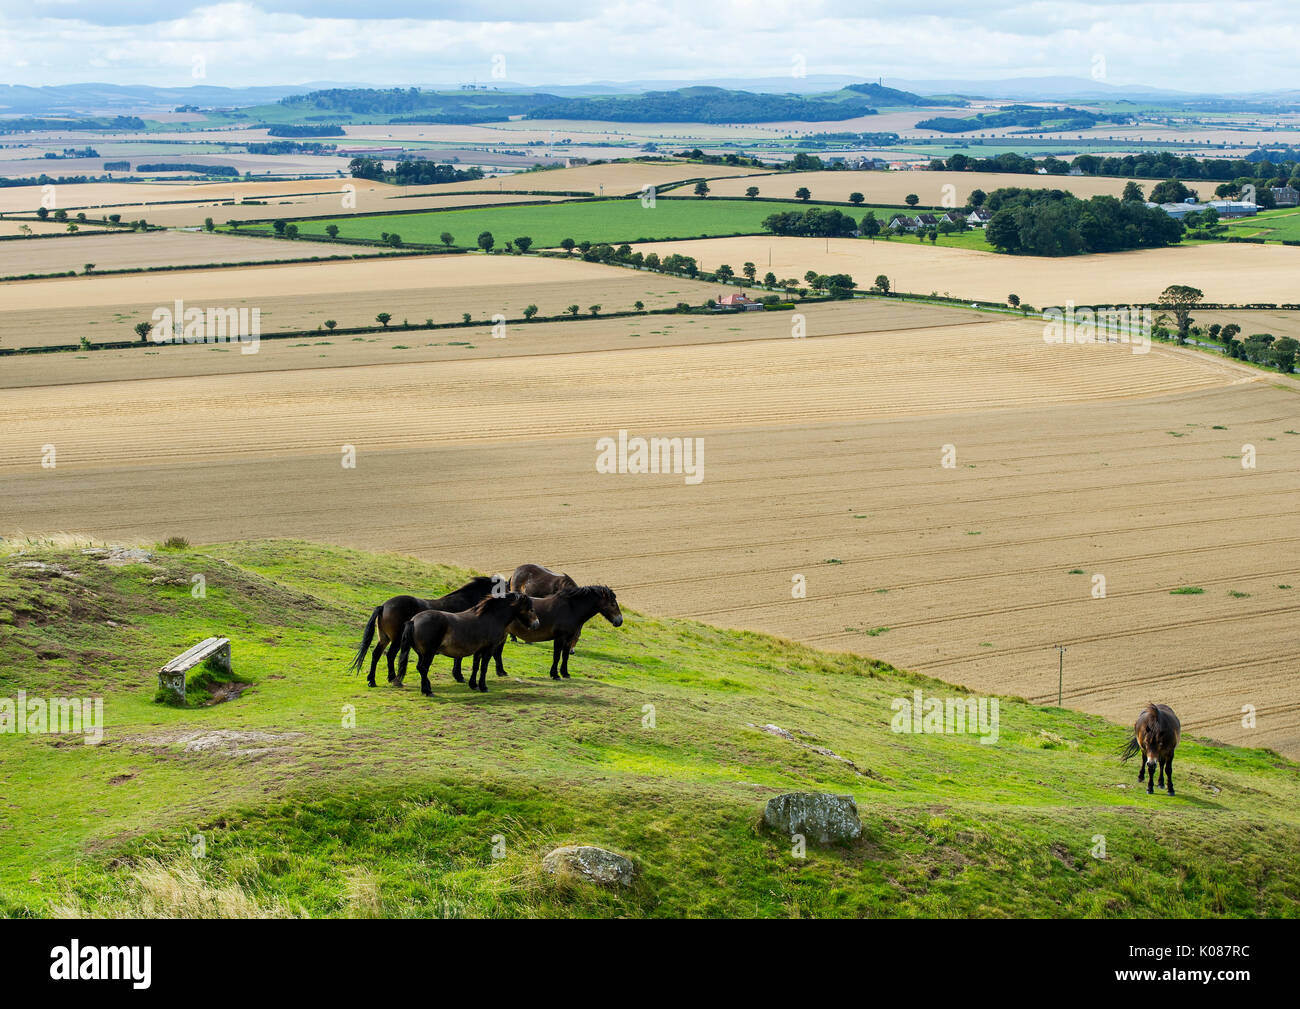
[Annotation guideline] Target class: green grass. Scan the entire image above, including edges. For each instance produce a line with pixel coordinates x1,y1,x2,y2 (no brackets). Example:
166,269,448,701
1,539,1297,918
232,198,906,249
1220,207,1300,242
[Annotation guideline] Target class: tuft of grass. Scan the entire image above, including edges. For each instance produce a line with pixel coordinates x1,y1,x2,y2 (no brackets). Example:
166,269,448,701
1170,586,1205,595
160,536,190,550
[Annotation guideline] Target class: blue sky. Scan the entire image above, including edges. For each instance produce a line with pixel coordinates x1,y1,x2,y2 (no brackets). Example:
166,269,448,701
2,2,1297,93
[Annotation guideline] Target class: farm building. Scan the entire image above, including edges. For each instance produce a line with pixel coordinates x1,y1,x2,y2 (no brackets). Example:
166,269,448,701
967,208,992,226
1271,185,1299,207
718,292,761,309
888,213,917,232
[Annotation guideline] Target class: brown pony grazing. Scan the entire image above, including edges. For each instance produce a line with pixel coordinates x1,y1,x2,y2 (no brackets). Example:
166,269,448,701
1121,703,1182,795
396,592,539,696
477,585,623,681
350,576,497,687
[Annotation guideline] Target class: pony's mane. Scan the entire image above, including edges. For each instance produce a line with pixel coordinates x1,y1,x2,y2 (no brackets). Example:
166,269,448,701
558,584,614,602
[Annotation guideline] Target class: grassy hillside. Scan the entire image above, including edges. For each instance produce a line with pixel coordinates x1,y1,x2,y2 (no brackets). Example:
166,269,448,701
1,538,1297,918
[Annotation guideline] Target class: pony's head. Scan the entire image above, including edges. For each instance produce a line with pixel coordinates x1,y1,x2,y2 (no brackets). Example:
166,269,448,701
506,591,540,630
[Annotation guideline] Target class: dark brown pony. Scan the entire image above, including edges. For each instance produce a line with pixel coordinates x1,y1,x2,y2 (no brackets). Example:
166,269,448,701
396,592,539,695
509,563,578,596
507,563,580,645
478,585,623,681
350,576,497,687
1121,703,1182,795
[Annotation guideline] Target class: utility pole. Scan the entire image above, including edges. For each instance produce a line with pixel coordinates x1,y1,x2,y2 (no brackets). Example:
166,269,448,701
1055,645,1068,707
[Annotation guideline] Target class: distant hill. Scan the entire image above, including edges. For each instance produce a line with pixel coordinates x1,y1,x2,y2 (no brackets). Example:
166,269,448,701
268,83,929,125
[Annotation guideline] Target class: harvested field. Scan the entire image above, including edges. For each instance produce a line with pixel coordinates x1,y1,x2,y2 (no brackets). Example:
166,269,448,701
0,254,720,348
3,299,1295,756
697,170,1136,205
630,236,1300,306
0,230,400,277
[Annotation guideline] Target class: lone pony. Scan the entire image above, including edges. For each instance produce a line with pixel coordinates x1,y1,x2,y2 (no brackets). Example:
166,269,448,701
1121,703,1182,795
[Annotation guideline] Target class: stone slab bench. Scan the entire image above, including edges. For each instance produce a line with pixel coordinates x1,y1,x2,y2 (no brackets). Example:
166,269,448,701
158,637,230,703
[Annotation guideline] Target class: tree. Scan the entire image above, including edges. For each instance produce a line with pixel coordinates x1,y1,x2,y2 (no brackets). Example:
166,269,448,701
441,231,454,246
1271,335,1298,373
134,321,152,343
523,304,538,320
325,224,340,239
324,320,337,330
1158,285,1203,343
849,192,864,206
514,236,533,254
204,217,215,232
83,263,95,275
745,186,760,199
1008,293,1020,308
716,264,734,281
1149,179,1195,204
804,270,819,287
860,211,880,238
35,207,48,220
872,274,890,294
694,181,710,198
560,238,575,255
742,262,756,281
763,271,777,287
795,187,811,202
969,188,987,208
376,312,392,328
273,219,287,235
287,224,301,240
477,231,495,252
1120,181,1144,203
567,304,580,317
589,304,602,316
462,313,471,324
905,193,919,208
634,300,644,311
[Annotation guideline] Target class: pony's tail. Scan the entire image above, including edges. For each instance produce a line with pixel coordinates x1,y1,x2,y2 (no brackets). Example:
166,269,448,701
1119,734,1141,763
349,605,382,674
396,620,415,682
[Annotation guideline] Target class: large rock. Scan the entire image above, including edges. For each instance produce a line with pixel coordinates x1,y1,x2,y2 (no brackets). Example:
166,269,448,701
542,845,635,888
763,792,862,845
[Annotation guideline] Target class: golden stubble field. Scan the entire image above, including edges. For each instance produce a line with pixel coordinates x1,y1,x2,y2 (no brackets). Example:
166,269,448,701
699,170,1137,204
0,254,721,348
0,230,402,277
631,236,1300,307
3,299,1296,756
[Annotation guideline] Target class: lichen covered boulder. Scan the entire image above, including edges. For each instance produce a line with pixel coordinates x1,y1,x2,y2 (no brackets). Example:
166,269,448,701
763,791,862,845
542,845,635,887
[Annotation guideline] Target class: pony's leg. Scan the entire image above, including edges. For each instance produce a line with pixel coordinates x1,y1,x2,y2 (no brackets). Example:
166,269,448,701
1165,758,1175,796
385,639,400,683
475,650,489,693
560,641,570,679
549,640,562,679
469,651,482,691
451,656,465,683
1156,761,1165,789
418,654,434,697
1137,761,1145,782
494,641,507,676
367,630,389,687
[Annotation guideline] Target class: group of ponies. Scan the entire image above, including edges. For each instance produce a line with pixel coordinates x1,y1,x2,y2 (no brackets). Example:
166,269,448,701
349,563,623,696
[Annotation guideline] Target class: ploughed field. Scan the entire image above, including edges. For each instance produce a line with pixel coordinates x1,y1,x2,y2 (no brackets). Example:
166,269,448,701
4,295,1296,757
0,254,721,349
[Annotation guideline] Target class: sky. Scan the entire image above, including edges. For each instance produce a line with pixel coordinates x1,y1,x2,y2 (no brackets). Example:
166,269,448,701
1,1,1297,94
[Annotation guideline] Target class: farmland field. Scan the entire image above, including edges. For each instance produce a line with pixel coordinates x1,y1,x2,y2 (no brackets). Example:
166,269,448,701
630,236,1300,306
4,299,1296,760
0,230,403,277
0,254,722,348
236,197,899,248
697,170,1138,205
1221,207,1300,242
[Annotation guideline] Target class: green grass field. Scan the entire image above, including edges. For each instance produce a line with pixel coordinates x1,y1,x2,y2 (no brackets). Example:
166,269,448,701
1221,207,1300,242
2,539,1297,918
234,198,908,249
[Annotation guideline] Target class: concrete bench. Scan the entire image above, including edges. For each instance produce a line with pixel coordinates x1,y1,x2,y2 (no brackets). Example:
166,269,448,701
158,637,230,703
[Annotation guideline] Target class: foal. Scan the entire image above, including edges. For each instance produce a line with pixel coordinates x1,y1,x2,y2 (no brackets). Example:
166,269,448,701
478,585,623,681
396,592,539,695
1121,703,1182,795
